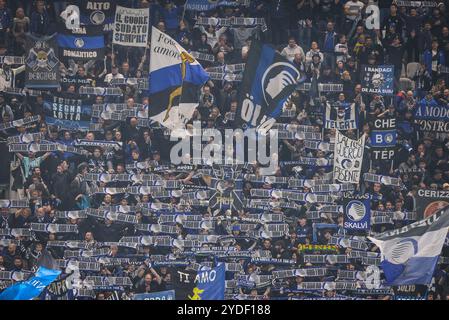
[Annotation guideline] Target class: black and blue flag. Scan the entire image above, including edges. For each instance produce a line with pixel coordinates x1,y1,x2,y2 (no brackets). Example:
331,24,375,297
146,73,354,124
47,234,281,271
57,24,105,62
236,41,302,131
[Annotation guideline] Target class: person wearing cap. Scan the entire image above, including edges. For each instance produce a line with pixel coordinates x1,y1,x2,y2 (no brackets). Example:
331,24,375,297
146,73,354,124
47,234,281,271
151,150,161,165
104,65,124,84
305,41,324,69
296,216,311,245
306,52,323,80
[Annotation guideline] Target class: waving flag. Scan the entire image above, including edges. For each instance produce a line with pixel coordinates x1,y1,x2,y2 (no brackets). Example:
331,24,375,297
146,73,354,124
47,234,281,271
368,206,449,286
148,27,209,131
194,263,226,300
236,40,304,131
173,264,225,300
0,267,61,300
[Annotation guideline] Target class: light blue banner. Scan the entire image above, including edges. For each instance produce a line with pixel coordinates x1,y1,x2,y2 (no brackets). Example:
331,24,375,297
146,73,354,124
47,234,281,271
0,267,61,300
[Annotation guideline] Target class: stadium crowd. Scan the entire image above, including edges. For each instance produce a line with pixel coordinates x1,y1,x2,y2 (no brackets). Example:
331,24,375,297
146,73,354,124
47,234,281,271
0,0,449,300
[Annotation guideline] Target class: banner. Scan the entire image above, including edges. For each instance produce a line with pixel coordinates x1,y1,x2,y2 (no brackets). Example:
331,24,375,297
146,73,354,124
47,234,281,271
392,285,428,300
361,65,394,95
414,102,449,133
368,207,449,286
173,268,197,300
395,1,438,7
194,263,226,300
324,103,357,130
236,40,302,131
43,95,92,131
343,197,371,231
148,27,209,130
415,189,449,219
370,118,396,160
61,76,94,89
185,0,249,11
57,24,105,61
333,131,365,184
133,290,175,300
24,34,60,89
0,267,61,300
113,6,149,47
76,0,120,32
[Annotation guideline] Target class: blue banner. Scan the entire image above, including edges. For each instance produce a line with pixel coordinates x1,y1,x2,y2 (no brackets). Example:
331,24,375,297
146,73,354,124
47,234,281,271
370,130,396,147
361,65,394,96
133,290,175,300
414,102,449,133
236,41,302,130
44,96,92,131
194,263,226,300
0,267,61,300
343,198,371,231
57,24,105,61
370,118,396,161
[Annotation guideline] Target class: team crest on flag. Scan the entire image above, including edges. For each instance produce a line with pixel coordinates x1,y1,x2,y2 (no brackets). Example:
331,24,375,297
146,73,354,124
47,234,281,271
56,24,105,61
343,197,371,231
236,40,303,131
333,130,365,184
368,206,449,286
148,27,209,131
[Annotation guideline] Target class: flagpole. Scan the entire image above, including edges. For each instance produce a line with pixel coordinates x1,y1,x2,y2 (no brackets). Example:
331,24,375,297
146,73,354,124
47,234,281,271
181,1,188,22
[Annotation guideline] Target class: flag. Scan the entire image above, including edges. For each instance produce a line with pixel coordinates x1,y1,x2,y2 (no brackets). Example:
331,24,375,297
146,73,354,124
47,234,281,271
173,268,196,300
44,271,76,300
43,94,92,131
112,6,149,47
148,27,209,131
333,130,365,184
57,24,105,62
195,263,225,300
24,34,60,89
0,267,61,300
361,65,395,95
324,103,357,130
343,197,371,231
173,264,225,300
368,206,449,286
37,249,59,270
236,40,302,131
76,0,122,33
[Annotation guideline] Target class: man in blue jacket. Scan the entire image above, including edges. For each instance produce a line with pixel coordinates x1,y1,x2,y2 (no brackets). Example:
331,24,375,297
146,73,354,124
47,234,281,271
423,40,446,83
